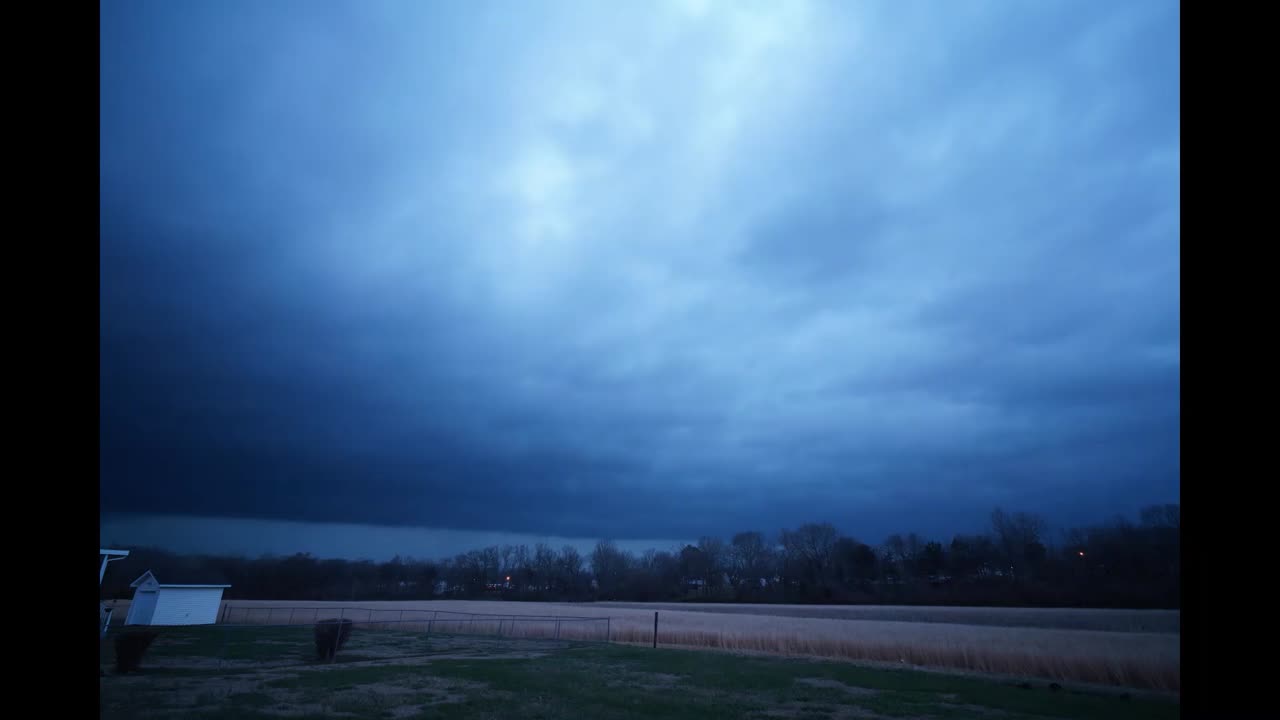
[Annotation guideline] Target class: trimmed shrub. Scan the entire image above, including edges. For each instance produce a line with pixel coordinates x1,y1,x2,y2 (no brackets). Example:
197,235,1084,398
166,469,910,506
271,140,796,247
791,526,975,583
314,618,354,661
115,630,159,673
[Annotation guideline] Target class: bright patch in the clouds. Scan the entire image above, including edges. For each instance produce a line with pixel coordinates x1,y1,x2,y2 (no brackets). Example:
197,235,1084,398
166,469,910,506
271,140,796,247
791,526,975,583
672,0,713,20
505,142,576,237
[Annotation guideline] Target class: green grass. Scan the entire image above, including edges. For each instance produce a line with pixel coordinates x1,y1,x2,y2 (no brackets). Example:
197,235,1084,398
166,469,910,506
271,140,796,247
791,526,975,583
101,639,1178,720
419,646,1176,720
101,624,453,668
264,664,428,689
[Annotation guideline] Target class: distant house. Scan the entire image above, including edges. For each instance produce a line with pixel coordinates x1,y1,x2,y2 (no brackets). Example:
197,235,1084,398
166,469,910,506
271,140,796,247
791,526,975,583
124,570,231,626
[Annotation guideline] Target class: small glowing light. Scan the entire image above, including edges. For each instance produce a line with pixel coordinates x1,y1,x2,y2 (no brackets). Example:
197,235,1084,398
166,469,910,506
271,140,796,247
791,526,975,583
1078,551,1085,557
506,576,511,581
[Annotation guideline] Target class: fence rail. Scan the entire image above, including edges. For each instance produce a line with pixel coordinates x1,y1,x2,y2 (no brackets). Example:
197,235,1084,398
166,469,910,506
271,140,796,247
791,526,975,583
220,604,603,626
219,606,609,640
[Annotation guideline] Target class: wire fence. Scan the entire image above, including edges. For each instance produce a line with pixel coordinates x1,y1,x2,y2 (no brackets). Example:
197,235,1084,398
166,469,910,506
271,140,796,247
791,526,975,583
221,605,609,639
221,605,612,644
102,607,612,671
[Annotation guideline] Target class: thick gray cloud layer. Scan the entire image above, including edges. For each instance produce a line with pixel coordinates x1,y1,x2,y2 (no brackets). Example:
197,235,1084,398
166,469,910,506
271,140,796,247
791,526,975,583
100,0,1178,544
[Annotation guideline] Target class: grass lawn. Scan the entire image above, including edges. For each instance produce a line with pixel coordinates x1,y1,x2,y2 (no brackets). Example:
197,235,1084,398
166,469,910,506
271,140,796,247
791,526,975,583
100,628,1179,720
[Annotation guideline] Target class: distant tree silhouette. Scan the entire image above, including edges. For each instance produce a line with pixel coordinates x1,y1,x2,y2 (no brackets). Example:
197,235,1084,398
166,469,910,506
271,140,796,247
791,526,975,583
101,503,1179,609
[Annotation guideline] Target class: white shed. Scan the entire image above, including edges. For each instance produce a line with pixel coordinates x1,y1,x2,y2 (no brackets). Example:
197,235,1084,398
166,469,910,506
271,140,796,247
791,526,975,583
124,571,231,626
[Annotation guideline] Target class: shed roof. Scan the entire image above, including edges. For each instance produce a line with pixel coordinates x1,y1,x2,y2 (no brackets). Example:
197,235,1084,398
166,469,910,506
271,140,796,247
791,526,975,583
130,570,231,589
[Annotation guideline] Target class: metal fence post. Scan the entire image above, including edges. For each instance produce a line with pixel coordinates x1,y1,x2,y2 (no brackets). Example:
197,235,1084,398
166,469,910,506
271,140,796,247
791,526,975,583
289,608,296,625
654,611,658,648
219,622,229,669
555,618,561,640
606,617,611,644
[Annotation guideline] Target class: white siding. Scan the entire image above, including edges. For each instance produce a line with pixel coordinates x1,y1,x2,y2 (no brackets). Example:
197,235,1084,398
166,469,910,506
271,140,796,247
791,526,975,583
125,590,158,625
149,588,225,625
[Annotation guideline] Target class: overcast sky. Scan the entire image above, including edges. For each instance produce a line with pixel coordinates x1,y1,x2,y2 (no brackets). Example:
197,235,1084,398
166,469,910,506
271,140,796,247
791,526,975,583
100,0,1179,560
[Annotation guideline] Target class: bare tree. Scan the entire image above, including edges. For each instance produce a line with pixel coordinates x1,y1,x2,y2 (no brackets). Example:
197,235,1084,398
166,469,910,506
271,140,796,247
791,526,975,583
559,545,585,596
679,545,708,589
511,544,531,590
696,536,727,588
990,508,1046,580
532,543,558,591
779,523,839,593
591,540,633,598
641,548,658,568
883,534,907,580
1140,504,1180,529
904,533,922,579
648,550,681,597
730,531,773,587
498,545,516,581
479,546,500,584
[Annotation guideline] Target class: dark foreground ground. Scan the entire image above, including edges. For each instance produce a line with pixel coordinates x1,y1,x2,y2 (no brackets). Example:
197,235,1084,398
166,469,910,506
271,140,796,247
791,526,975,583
100,628,1179,720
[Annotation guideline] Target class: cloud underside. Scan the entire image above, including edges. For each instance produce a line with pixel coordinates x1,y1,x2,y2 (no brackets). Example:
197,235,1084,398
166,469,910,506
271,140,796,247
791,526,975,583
100,0,1179,541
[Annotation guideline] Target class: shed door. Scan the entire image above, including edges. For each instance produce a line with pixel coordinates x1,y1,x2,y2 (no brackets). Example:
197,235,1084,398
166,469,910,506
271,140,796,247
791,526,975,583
125,589,158,625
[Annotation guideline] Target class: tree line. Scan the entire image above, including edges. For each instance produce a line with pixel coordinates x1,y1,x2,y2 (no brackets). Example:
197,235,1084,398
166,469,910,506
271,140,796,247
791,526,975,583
100,503,1179,609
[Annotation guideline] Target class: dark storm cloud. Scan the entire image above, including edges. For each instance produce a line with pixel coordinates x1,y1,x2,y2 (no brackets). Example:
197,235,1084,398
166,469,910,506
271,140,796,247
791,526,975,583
100,0,1178,547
